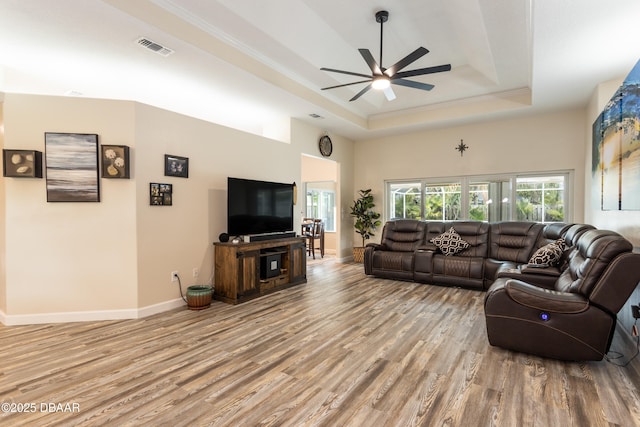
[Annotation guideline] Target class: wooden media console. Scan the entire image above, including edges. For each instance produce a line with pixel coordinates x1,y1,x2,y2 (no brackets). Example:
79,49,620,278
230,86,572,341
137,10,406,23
213,236,307,304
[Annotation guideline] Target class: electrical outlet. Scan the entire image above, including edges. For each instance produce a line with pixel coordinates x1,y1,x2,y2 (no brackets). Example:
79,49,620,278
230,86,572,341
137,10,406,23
171,271,179,282
631,304,640,319
193,268,199,278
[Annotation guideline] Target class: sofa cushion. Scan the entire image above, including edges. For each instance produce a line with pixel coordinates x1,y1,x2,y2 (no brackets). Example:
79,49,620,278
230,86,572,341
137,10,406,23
380,219,426,252
489,221,545,264
430,227,470,256
446,221,490,258
528,238,566,267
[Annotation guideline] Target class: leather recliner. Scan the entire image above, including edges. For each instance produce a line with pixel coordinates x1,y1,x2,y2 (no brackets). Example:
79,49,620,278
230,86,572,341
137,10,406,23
484,229,640,361
364,219,426,281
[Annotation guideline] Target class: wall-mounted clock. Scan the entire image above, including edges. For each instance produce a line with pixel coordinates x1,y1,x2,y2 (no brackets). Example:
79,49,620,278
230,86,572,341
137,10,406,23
319,135,333,157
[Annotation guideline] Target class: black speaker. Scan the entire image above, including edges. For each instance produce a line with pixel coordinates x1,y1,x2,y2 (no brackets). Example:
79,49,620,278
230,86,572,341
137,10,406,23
219,233,229,242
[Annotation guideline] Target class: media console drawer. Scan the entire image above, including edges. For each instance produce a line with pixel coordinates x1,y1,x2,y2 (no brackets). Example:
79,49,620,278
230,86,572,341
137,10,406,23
260,274,288,291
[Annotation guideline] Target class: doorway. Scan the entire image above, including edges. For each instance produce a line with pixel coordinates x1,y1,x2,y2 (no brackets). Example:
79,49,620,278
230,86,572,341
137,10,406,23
301,154,339,256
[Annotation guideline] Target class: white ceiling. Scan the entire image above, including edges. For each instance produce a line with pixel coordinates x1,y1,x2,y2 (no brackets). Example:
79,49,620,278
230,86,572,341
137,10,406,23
1,0,640,141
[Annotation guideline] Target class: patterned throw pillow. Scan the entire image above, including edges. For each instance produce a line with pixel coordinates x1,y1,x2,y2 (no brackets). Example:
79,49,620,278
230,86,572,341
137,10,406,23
430,227,470,256
528,238,566,267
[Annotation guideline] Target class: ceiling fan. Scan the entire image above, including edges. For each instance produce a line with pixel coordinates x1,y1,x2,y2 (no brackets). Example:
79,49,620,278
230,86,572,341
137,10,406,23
321,10,451,102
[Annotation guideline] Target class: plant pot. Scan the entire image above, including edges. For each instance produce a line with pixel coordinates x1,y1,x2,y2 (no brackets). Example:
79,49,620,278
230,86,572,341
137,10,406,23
353,247,365,263
186,285,213,310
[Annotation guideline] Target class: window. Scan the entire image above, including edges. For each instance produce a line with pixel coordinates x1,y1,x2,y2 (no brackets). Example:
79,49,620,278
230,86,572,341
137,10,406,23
515,175,565,222
424,183,462,220
469,180,511,222
305,183,336,232
389,182,421,219
386,172,570,223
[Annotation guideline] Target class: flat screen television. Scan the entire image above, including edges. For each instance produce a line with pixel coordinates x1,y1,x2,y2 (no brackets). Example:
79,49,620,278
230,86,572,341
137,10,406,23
227,177,294,237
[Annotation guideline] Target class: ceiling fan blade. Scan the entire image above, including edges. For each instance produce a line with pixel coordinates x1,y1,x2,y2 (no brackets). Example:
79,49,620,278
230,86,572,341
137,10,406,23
392,78,435,91
358,49,382,75
349,83,373,101
321,80,372,90
384,47,429,77
383,86,396,101
394,64,452,79
320,67,372,79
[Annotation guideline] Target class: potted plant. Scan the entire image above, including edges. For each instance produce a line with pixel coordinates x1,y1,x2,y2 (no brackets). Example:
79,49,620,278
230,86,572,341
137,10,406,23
350,189,382,263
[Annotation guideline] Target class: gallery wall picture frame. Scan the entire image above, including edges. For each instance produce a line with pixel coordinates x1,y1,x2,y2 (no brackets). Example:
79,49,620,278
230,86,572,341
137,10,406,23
101,145,130,179
150,182,173,206
164,154,189,178
45,132,100,202
3,149,43,178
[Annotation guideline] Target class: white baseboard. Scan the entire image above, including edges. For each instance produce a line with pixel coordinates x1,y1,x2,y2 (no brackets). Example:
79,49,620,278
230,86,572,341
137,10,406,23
0,298,186,326
137,298,186,318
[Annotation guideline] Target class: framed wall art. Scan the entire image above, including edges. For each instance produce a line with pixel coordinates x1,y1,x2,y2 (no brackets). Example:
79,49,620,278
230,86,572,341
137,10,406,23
592,59,640,210
101,145,130,179
45,132,100,202
164,154,189,178
150,183,172,206
3,149,43,178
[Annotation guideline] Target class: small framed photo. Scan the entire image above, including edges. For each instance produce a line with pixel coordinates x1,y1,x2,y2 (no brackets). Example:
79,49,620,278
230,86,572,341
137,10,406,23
101,145,130,178
164,154,189,178
150,182,172,206
3,149,43,178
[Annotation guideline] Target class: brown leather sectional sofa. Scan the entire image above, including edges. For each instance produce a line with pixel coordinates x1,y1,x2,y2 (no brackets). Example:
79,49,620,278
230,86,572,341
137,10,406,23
364,219,640,361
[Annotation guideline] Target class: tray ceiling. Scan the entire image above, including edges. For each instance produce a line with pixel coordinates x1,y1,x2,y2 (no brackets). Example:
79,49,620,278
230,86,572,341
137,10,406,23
1,0,639,140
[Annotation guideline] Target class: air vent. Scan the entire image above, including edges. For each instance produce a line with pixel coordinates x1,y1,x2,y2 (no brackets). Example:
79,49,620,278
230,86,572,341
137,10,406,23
136,37,174,57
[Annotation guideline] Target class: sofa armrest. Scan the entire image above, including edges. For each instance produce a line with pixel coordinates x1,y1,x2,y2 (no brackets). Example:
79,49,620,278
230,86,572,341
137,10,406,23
484,258,508,283
417,242,438,252
365,242,387,250
504,279,589,314
364,243,388,275
495,263,558,289
519,264,561,277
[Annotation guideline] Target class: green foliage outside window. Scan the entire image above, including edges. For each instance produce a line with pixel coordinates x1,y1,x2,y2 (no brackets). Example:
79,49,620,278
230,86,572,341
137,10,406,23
469,206,486,221
516,178,564,222
425,184,461,221
388,174,566,223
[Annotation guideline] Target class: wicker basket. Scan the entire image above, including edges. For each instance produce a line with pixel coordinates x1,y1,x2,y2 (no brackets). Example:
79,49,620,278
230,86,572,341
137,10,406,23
353,247,365,263
186,285,213,310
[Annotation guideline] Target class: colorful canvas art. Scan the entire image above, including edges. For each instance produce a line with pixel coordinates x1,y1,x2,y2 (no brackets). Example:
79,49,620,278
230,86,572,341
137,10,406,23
593,59,640,210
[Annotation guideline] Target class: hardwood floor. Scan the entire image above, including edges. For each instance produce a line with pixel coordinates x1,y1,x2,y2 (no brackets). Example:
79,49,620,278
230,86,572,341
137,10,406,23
1,258,639,426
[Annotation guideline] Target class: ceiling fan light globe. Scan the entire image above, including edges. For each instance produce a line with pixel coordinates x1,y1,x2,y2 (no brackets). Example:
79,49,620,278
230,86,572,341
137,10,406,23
372,77,390,90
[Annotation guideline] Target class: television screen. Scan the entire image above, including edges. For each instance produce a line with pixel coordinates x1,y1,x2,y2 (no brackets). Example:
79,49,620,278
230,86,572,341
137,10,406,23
227,177,294,236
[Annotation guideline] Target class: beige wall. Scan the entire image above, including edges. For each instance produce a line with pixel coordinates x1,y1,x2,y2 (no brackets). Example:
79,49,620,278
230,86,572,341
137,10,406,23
353,109,587,244
0,94,355,324
2,94,138,323
133,103,304,308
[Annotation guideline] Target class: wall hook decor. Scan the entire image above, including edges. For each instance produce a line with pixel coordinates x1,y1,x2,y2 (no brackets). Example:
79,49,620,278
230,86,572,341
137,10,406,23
456,139,468,156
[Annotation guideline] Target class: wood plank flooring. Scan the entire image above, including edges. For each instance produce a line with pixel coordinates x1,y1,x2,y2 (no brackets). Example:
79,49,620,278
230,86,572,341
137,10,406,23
1,258,639,426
